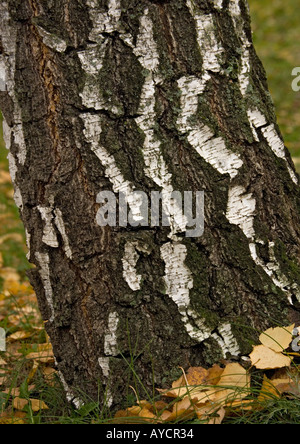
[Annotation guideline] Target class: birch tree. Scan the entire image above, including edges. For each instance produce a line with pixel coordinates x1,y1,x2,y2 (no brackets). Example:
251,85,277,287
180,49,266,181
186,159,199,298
1,0,300,407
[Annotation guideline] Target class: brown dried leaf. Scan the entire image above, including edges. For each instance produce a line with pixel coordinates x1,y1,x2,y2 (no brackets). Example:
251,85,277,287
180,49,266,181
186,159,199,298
186,367,208,386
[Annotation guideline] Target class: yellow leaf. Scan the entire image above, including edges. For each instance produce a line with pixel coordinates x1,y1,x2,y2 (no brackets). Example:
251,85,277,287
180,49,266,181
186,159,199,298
258,375,281,401
259,324,295,352
13,397,49,412
139,407,156,422
211,363,250,404
12,397,28,411
28,360,39,383
30,399,49,412
8,331,32,342
26,350,54,364
250,344,292,370
0,417,25,424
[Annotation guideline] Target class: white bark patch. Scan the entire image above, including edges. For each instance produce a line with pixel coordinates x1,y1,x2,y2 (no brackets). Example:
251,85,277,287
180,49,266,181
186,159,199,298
247,108,265,141
161,242,211,343
86,0,122,41
133,8,160,72
98,357,111,378
98,357,114,407
177,76,243,179
57,366,83,409
226,186,256,240
54,209,73,259
211,327,241,359
0,3,27,170
2,119,11,149
38,206,59,248
247,108,298,184
134,9,187,236
0,2,27,213
122,242,142,292
78,41,109,75
218,323,240,356
230,1,297,185
262,125,298,184
229,0,252,97
213,0,223,9
186,2,224,73
104,311,119,356
35,26,67,53
238,49,251,96
25,229,31,260
81,113,143,222
35,252,55,323
249,242,300,304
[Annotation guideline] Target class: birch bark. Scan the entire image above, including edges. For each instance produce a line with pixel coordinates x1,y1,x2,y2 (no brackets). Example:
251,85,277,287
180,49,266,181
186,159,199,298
1,0,300,407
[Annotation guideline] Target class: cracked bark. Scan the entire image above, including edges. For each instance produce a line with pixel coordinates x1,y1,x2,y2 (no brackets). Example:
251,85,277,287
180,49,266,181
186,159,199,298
1,0,300,408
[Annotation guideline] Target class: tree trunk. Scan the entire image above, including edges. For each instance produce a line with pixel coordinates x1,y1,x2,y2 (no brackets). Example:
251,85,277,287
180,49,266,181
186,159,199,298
1,0,300,407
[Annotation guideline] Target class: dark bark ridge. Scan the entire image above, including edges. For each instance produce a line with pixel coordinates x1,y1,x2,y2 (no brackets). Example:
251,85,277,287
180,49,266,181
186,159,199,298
0,0,300,406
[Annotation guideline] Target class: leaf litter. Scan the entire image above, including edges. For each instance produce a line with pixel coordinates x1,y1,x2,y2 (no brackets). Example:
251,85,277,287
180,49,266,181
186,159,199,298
115,324,300,424
0,161,55,423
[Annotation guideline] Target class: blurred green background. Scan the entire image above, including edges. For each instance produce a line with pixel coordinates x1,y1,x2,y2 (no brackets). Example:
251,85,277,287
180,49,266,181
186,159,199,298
0,0,300,164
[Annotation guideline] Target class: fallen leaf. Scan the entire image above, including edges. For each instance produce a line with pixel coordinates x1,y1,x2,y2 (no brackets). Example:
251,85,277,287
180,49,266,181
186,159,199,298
211,363,250,404
157,375,187,399
0,170,12,185
258,375,281,401
25,350,54,364
250,345,292,370
186,367,208,386
42,367,57,386
195,403,225,424
206,364,224,385
2,385,35,397
12,397,28,411
28,360,39,383
0,417,25,424
8,331,32,342
30,399,49,412
0,233,23,246
259,324,295,353
0,357,7,366
13,397,49,412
